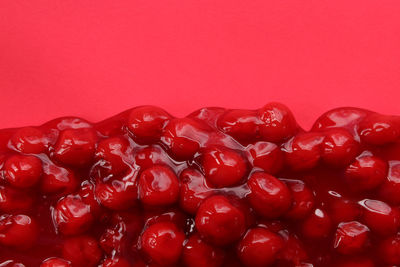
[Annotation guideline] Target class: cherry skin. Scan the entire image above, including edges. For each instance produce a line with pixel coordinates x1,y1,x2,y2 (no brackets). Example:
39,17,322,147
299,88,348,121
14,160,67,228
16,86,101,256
0,186,34,213
52,195,94,235
379,161,400,205
195,195,246,246
237,228,284,267
62,236,102,267
127,106,170,143
284,179,315,220
245,141,284,174
301,208,333,239
359,199,400,236
217,109,259,143
333,221,369,255
201,146,248,188
179,168,211,214
10,127,46,154
345,156,388,191
329,198,361,224
0,261,26,267
40,258,71,267
0,214,38,250
182,233,225,267
379,234,400,265
134,146,173,170
138,165,180,206
54,128,97,166
257,102,298,142
40,163,78,196
140,222,185,266
321,128,360,167
101,257,131,267
312,107,368,131
247,172,292,218
4,155,42,188
95,136,130,175
358,113,400,145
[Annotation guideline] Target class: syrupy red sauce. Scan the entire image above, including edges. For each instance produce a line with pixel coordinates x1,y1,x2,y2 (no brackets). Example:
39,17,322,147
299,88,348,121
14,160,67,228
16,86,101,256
0,104,399,267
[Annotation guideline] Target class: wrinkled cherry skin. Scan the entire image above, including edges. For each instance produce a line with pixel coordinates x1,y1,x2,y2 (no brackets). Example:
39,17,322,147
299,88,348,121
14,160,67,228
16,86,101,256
237,228,284,267
0,186,34,212
10,127,47,154
62,236,102,267
284,179,314,220
257,102,298,143
40,258,71,267
0,214,38,250
140,222,185,266
201,146,248,188
247,172,292,218
179,168,211,214
379,234,400,265
379,161,400,205
358,113,400,145
40,162,78,196
127,106,170,143
95,136,130,175
245,141,284,174
138,165,180,206
217,109,259,143
195,195,246,246
4,154,42,188
333,221,369,255
183,233,225,267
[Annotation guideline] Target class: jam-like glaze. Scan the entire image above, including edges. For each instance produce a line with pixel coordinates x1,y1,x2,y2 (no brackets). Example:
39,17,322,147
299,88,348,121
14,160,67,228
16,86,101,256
0,104,399,267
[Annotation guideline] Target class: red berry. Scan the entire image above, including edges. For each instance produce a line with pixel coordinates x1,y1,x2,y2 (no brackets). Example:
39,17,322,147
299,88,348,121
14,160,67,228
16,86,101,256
201,146,248,188
277,233,308,265
4,155,42,188
379,161,400,205
40,258,71,267
54,128,97,166
333,221,369,255
53,195,94,235
62,236,102,267
345,156,388,191
161,118,210,160
195,195,246,246
134,146,173,170
78,181,102,217
379,234,400,265
127,106,170,143
95,136,130,175
246,141,284,174
237,228,284,267
321,128,360,167
359,199,400,236
139,165,179,206
10,127,46,154
41,163,78,196
140,222,185,266
179,168,211,214
284,179,314,220
183,233,225,267
247,172,291,218
358,113,400,145
0,214,38,249
329,198,361,224
258,102,297,142
283,132,324,171
312,107,367,131
217,109,259,142
301,208,332,239
99,222,126,254
101,257,131,267
0,186,34,213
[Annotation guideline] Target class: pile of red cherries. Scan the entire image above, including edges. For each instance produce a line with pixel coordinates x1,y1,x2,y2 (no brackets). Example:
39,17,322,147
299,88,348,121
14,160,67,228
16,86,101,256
0,103,399,267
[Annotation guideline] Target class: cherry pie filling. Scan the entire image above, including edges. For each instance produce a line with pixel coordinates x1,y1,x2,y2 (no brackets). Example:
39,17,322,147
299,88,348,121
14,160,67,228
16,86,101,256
0,104,399,267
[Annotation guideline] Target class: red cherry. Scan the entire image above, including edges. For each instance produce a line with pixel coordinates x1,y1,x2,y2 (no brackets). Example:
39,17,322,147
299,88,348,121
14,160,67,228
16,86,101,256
246,141,284,174
41,163,78,196
379,161,400,205
138,165,179,206
312,107,368,131
283,132,324,171
277,233,308,265
237,228,284,267
201,146,248,188
333,221,369,255
53,195,94,235
284,179,314,220
217,109,259,142
182,233,225,267
301,208,332,239
0,261,26,267
95,136,130,175
0,214,38,250
321,128,360,167
40,258,71,267
4,155,42,188
379,234,400,265
247,172,291,218
188,107,226,128
329,198,361,224
358,113,400,145
101,257,131,267
127,106,170,143
179,168,211,214
359,199,400,236
257,102,297,142
54,128,97,166
195,195,246,246
345,156,388,191
161,118,210,160
78,181,102,217
134,146,173,170
0,186,34,213
99,222,126,254
140,222,185,266
10,127,46,154
62,236,102,267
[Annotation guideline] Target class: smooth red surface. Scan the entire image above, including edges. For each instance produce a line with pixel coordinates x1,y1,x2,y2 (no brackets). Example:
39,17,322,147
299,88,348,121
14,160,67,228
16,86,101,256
0,0,399,129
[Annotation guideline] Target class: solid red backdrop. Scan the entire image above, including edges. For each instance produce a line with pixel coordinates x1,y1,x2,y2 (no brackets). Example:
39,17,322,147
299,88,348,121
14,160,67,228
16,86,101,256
0,0,399,130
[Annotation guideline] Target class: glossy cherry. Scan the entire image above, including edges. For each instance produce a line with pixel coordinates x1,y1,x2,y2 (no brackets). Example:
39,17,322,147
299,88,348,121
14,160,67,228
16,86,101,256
4,154,42,188
40,258,71,267
182,233,225,267
62,236,102,267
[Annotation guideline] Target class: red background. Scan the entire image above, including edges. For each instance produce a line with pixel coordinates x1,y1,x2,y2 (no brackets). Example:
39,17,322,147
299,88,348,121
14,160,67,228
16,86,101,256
0,0,399,130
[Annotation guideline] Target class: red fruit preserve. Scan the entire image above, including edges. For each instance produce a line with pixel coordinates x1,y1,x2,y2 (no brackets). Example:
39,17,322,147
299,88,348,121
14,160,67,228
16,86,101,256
0,103,399,267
